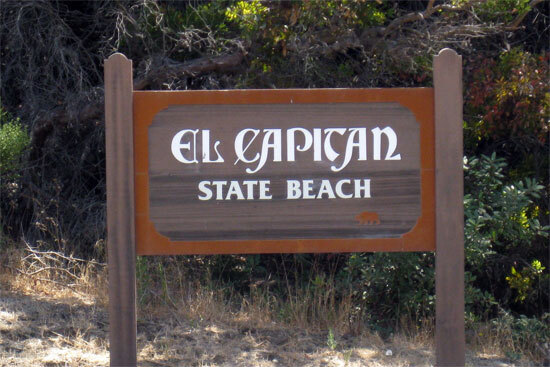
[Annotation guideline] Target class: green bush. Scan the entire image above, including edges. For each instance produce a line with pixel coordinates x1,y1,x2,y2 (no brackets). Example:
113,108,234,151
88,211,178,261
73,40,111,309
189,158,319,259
491,311,550,361
477,0,532,23
464,154,546,262
0,106,29,177
344,252,435,333
341,153,548,331
464,154,549,316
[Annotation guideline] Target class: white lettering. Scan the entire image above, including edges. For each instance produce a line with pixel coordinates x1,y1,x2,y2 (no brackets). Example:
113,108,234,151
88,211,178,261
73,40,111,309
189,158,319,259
317,179,336,199
242,180,258,200
335,179,353,199
198,181,212,200
354,179,371,198
302,179,315,199
333,127,367,172
284,179,367,199
287,128,313,161
171,129,198,163
226,180,245,200
324,128,346,162
202,130,224,163
248,129,282,174
287,180,301,199
313,128,322,161
372,127,401,161
259,180,272,199
211,181,227,200
178,125,404,174
234,129,260,165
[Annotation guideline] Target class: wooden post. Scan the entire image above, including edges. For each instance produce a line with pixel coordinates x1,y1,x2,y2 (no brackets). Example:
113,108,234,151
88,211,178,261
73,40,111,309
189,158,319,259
434,49,465,366
105,53,137,367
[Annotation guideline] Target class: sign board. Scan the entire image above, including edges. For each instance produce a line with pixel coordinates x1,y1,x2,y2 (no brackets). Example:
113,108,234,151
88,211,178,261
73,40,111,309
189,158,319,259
105,49,464,367
134,89,435,255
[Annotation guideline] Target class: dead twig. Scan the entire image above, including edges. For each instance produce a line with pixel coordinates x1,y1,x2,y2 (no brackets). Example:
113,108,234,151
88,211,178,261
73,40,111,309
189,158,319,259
23,242,105,266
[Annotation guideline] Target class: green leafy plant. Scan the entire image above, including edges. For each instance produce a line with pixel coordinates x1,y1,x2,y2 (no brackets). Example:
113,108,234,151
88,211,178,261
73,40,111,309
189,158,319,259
345,252,435,331
477,0,532,23
464,154,548,256
225,0,268,34
464,153,549,315
327,327,337,350
0,106,29,176
452,0,532,23
506,259,547,303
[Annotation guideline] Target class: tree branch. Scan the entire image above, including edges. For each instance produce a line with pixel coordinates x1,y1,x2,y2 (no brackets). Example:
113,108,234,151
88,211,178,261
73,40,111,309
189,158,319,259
383,1,474,37
507,0,544,30
384,0,464,37
134,51,246,90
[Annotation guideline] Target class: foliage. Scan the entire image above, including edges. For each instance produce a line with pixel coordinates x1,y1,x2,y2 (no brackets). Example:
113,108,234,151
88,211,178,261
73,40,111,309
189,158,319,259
476,0,533,23
225,0,268,35
466,49,549,145
464,154,547,260
0,105,29,175
464,154,549,315
344,252,435,332
339,153,548,329
490,311,550,361
506,259,547,303
452,0,533,23
327,327,337,350
115,1,234,62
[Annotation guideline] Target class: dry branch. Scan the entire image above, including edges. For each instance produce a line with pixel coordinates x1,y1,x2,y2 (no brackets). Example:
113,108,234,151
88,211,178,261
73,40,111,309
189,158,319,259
30,51,247,157
383,0,469,37
508,0,545,29
133,51,246,90
383,0,544,37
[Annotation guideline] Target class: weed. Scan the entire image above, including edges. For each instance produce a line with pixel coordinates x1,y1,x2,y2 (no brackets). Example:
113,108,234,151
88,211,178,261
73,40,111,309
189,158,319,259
327,327,337,350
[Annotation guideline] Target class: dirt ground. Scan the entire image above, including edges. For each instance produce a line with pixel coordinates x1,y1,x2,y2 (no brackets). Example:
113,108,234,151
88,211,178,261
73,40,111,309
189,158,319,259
0,282,536,367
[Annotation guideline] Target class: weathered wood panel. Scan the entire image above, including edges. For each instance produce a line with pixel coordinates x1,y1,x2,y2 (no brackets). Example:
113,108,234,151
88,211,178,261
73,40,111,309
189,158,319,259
104,53,137,367
434,48,465,367
148,103,421,241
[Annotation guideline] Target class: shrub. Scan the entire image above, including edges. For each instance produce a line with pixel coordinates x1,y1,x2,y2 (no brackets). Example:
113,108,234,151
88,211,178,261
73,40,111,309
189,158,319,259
0,106,29,176
464,154,549,316
344,252,435,333
491,311,550,361
465,49,549,153
342,153,548,330
0,105,29,247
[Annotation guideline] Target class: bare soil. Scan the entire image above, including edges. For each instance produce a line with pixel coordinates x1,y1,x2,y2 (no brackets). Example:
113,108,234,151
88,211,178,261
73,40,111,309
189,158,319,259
0,283,533,367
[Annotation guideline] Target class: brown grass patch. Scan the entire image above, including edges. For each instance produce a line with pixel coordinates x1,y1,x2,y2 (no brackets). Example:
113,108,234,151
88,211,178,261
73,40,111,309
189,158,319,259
0,246,540,366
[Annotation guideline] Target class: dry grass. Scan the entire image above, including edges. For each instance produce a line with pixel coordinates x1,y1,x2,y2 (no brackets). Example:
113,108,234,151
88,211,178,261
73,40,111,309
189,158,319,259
0,247,541,367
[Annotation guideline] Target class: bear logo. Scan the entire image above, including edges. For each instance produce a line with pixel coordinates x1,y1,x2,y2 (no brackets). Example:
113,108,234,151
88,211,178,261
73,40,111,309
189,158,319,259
355,211,380,225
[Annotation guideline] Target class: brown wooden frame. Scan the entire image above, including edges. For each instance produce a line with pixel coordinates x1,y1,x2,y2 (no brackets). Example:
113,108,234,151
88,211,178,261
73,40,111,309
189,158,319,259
104,49,464,367
134,88,436,255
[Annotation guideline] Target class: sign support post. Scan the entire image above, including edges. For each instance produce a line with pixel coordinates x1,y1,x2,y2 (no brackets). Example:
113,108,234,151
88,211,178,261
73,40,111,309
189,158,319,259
434,48,465,366
105,53,137,367
104,49,464,366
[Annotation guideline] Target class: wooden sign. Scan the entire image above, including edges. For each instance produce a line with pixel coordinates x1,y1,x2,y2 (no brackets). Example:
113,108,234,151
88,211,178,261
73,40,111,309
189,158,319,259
134,89,435,255
104,49,464,367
